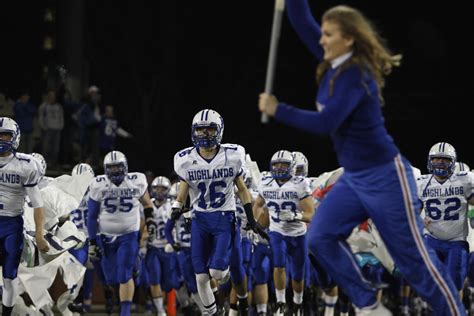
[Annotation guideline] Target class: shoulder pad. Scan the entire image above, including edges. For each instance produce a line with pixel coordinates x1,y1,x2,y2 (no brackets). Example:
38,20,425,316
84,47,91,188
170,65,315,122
261,176,274,186
221,143,241,151
95,175,108,183
176,146,195,158
291,176,305,184
417,174,431,181
15,153,33,164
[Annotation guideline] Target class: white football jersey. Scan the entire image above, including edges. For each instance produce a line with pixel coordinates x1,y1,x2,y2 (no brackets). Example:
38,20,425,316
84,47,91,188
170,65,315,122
174,144,245,213
258,176,312,237
70,186,90,237
89,172,147,236
417,171,474,241
0,153,42,217
147,199,171,248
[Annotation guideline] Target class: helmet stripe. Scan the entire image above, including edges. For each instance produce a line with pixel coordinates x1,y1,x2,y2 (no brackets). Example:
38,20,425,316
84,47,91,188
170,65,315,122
205,109,209,121
201,110,205,121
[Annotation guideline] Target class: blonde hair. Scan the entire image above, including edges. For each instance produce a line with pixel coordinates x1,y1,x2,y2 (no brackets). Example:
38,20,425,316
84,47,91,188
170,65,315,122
316,5,401,101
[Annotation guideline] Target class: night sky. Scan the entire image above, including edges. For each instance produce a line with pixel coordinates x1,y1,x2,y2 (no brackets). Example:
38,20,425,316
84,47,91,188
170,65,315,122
2,1,472,178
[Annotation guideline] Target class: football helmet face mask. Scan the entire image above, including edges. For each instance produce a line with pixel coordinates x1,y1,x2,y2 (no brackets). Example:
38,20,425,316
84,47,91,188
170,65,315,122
427,142,456,178
72,163,95,177
0,117,20,154
292,151,308,177
270,150,294,180
151,176,171,201
191,109,224,149
31,152,47,177
103,151,128,185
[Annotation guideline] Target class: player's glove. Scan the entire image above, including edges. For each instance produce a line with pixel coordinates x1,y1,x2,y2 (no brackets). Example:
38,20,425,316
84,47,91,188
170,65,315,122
172,243,181,251
278,210,302,222
88,239,102,262
182,209,192,233
242,202,269,240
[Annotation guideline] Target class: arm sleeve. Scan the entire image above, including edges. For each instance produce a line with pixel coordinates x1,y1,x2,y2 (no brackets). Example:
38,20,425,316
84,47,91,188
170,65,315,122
286,0,324,60
59,106,64,129
164,219,175,244
87,198,100,239
299,178,312,200
38,104,45,130
22,159,42,187
117,127,131,138
25,186,44,208
274,67,366,135
174,153,186,180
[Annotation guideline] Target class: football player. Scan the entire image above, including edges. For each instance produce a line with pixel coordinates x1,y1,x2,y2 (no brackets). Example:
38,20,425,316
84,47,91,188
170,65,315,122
172,109,266,315
253,150,315,316
87,151,154,316
0,117,48,316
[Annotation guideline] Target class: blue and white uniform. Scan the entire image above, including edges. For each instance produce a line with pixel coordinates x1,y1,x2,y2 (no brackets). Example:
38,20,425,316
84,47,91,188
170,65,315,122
87,172,147,284
418,171,474,290
258,176,311,281
174,143,245,274
146,199,179,291
0,153,42,279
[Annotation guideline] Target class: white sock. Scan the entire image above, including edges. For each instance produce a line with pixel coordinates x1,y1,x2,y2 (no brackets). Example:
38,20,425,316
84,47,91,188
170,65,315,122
191,292,206,313
257,303,267,313
176,285,190,308
324,294,337,316
153,297,165,312
340,313,349,316
229,309,239,316
293,290,303,304
237,292,248,300
196,273,216,314
276,289,286,303
2,278,19,307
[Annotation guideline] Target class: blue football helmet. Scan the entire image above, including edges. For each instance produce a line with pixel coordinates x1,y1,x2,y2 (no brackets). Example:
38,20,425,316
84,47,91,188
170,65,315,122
151,176,171,201
427,142,456,178
191,109,224,148
270,150,294,180
104,151,128,185
0,117,20,154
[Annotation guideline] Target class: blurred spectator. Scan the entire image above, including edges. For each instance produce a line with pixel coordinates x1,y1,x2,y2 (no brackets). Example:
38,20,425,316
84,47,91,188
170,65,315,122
38,89,64,167
145,170,155,193
78,85,101,167
58,88,80,166
0,92,14,117
13,91,37,153
100,104,132,157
